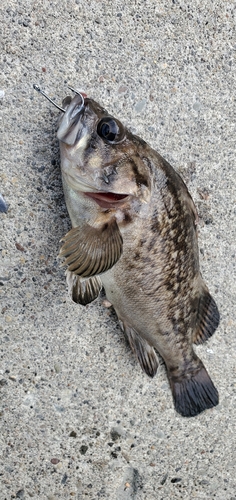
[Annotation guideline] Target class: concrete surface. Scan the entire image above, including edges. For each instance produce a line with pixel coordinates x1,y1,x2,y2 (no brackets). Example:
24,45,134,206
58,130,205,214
1,1,236,499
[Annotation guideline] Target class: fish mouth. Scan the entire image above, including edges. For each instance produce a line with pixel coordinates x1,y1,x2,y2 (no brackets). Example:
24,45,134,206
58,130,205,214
62,172,130,208
84,192,129,208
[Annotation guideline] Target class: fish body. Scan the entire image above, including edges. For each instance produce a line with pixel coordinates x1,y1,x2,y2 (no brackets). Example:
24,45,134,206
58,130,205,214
57,93,220,417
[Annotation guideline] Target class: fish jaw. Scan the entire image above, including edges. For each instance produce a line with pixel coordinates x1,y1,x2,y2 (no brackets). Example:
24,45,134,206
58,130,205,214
61,170,135,230
61,164,133,211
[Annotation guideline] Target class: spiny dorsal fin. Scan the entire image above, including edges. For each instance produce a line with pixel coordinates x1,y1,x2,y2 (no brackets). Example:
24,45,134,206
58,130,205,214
119,319,159,378
66,270,102,305
59,219,123,278
193,288,220,345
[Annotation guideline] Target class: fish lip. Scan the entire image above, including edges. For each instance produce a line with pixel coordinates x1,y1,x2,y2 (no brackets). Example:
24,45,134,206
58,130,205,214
84,192,130,209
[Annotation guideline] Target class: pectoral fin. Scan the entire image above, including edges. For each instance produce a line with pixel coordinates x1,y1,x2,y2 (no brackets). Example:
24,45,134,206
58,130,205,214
193,288,220,345
66,270,102,305
59,219,123,278
119,319,159,378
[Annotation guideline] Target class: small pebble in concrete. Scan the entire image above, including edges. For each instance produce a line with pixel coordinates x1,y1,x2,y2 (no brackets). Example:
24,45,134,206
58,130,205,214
61,472,68,484
193,101,202,111
16,490,25,499
80,445,88,455
134,99,147,113
69,430,77,437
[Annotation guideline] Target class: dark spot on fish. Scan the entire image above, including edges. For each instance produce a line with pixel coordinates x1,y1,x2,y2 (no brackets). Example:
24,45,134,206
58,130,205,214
122,212,132,224
84,132,98,153
166,281,180,294
150,218,161,234
130,158,149,187
149,261,156,269
163,330,171,336
124,260,136,271
139,238,146,247
142,155,154,175
147,235,158,252
100,172,110,184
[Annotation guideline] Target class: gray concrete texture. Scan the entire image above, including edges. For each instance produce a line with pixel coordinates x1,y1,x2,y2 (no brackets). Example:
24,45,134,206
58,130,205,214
1,0,235,499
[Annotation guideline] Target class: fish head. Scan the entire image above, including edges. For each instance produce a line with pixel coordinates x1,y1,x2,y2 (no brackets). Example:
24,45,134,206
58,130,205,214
57,94,152,219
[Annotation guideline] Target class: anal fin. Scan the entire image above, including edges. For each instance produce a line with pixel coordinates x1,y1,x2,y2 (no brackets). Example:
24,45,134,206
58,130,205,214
193,288,220,345
66,270,102,305
119,319,158,378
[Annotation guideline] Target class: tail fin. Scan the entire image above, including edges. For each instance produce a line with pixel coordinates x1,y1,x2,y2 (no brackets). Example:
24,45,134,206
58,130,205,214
169,361,219,417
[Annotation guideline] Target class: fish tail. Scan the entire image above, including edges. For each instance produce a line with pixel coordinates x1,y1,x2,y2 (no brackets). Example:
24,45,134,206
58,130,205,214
168,360,219,417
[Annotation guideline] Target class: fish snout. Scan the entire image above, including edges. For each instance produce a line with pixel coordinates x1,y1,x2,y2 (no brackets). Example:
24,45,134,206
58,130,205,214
68,94,85,120
57,94,86,145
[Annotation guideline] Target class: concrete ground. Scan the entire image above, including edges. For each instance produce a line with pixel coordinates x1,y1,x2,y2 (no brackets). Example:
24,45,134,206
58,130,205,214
1,1,236,499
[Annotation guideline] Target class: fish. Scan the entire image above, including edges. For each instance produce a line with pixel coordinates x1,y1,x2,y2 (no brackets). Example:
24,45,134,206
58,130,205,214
34,85,220,417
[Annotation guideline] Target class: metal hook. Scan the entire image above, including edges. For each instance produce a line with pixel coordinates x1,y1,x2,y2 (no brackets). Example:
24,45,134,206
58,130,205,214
68,85,85,106
33,84,65,112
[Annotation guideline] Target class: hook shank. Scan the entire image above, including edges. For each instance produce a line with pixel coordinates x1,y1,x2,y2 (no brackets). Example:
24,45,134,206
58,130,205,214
33,84,65,112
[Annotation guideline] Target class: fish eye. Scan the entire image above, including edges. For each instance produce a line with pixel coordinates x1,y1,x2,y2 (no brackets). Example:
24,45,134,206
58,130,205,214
97,117,124,143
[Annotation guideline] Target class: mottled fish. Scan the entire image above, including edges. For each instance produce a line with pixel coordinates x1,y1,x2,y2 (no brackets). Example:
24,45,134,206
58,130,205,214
34,85,220,417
